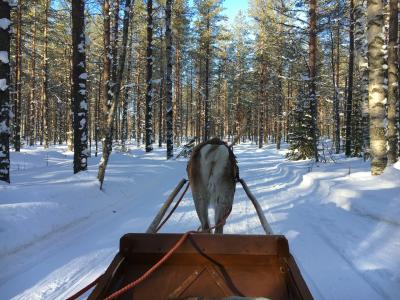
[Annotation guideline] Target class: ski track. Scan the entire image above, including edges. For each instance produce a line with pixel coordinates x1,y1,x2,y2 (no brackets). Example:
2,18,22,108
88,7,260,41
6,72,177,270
0,143,399,299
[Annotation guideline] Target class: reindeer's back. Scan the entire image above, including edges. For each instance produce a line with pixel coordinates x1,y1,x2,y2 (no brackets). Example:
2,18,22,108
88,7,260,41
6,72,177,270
187,138,238,186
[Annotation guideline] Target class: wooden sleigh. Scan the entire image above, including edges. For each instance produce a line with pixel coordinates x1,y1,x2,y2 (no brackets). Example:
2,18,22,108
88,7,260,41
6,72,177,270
71,179,313,300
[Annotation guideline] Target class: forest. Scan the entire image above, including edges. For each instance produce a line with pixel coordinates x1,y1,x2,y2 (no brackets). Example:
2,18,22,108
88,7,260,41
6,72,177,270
1,1,400,299
0,0,399,183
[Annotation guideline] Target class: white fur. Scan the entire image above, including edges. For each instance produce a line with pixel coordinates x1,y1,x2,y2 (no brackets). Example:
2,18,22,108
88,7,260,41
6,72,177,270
199,144,230,202
190,144,236,233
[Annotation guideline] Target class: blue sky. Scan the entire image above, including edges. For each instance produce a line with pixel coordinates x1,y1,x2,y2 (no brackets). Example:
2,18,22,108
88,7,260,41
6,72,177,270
222,0,249,21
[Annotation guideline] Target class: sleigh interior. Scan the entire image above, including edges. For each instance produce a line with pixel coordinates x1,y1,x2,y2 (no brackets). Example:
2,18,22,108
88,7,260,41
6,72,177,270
88,233,313,300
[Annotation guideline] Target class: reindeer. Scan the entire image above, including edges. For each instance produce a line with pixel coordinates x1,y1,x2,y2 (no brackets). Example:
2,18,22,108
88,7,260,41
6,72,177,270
187,138,238,233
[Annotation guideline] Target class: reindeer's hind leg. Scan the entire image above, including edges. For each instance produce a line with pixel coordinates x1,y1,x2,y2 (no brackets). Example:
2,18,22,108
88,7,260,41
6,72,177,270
192,191,210,232
214,187,235,234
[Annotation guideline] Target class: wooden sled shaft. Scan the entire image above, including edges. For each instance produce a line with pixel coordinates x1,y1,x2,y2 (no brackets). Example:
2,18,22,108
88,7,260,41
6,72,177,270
238,178,273,235
146,178,188,233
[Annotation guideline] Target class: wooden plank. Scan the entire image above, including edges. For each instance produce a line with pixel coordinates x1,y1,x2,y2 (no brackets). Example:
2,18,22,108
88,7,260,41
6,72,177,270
120,233,288,256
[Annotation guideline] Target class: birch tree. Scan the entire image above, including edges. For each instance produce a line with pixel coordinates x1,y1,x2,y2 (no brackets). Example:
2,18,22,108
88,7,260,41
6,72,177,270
368,0,387,175
387,0,398,164
0,0,13,183
72,0,88,173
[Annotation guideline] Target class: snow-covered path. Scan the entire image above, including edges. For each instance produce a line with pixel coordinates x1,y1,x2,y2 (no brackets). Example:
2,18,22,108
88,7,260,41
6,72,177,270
0,143,399,299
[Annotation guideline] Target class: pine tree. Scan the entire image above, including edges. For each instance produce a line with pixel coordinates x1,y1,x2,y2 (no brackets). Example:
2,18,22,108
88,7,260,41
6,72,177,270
145,0,154,152
309,0,319,162
98,0,133,188
354,0,369,158
42,0,50,148
166,0,173,159
194,0,224,141
287,89,315,160
345,0,355,157
14,0,22,152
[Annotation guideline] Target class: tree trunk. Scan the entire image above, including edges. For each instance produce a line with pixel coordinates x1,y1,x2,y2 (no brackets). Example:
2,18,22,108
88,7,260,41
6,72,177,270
136,69,142,146
98,0,133,188
345,0,355,157
95,72,101,157
0,0,11,183
14,0,22,152
166,0,174,159
387,0,398,164
111,0,120,141
309,0,318,161
72,0,89,173
354,0,370,159
258,68,265,149
42,0,49,148
368,0,387,175
330,29,340,154
204,19,211,142
122,39,134,151
145,0,154,152
28,6,37,147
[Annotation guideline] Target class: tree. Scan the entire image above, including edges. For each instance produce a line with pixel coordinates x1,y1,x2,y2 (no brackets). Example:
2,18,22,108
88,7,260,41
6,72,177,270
98,0,133,188
72,0,89,173
42,0,50,148
194,0,224,142
145,0,154,152
387,0,398,164
287,89,315,160
14,0,22,152
367,0,387,175
345,0,355,157
0,0,13,183
309,0,319,161
354,0,369,157
166,0,173,159
97,0,112,186
28,2,38,147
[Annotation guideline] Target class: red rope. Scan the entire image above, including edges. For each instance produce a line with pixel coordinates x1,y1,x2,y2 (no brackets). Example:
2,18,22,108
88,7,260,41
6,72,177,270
65,275,102,300
103,209,233,299
104,231,196,300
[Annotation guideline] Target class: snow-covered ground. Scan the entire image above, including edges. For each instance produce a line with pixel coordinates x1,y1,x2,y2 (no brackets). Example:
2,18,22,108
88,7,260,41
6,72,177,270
0,142,399,299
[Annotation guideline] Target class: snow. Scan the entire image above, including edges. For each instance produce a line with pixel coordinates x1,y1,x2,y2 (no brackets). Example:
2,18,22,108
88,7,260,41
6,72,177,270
0,143,400,299
152,78,162,84
77,41,84,53
0,120,9,133
0,79,8,91
0,18,11,30
4,0,17,7
80,101,87,110
0,51,9,64
79,118,86,130
79,73,87,80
